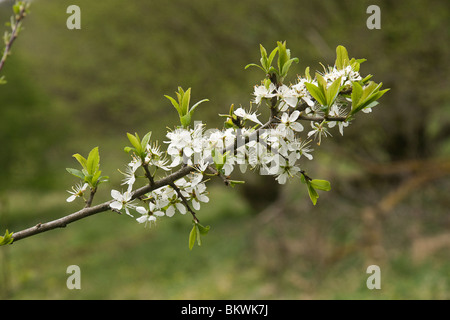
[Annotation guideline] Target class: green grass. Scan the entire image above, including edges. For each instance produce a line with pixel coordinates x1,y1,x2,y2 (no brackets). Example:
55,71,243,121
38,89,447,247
1,183,449,300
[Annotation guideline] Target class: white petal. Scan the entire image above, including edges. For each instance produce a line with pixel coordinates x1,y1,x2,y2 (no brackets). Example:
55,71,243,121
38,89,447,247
304,153,313,160
192,199,200,210
303,97,315,107
290,122,304,132
135,206,147,215
289,110,300,121
166,206,175,217
110,201,123,210
136,215,148,224
123,192,132,202
124,208,134,217
111,190,122,201
183,147,194,157
234,108,246,117
276,173,288,184
284,96,298,108
176,202,186,214
198,194,209,203
66,195,76,202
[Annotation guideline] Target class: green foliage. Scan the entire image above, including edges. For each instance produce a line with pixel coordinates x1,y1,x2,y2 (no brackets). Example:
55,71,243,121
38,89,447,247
66,147,108,190
305,73,342,114
245,41,298,83
301,175,331,206
244,44,278,75
189,220,210,250
124,131,152,161
165,87,209,128
350,81,390,116
335,45,366,72
211,149,229,172
0,229,14,246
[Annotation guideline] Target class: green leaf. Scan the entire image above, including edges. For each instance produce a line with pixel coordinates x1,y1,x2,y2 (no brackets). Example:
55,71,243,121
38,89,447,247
180,113,192,129
181,88,191,115
189,98,209,115
281,57,299,77
127,133,142,153
304,67,312,81
277,41,289,74
197,223,210,235
92,170,102,186
351,81,363,109
350,81,389,115
165,94,181,114
361,74,373,84
310,179,331,191
72,153,87,171
229,180,245,188
66,168,85,180
124,146,135,154
305,82,326,106
195,225,202,246
259,44,268,69
325,76,342,107
212,149,228,171
0,230,14,246
244,63,266,72
307,182,319,205
316,73,327,91
189,225,197,250
267,47,278,70
86,147,100,175
335,45,349,70
141,131,152,151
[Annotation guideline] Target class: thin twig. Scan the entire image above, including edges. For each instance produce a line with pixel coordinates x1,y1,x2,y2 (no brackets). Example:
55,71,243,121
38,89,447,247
169,182,199,223
0,4,28,73
207,165,230,186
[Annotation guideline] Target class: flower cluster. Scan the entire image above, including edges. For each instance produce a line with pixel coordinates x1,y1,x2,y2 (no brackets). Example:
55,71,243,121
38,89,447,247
106,62,377,225
64,43,388,245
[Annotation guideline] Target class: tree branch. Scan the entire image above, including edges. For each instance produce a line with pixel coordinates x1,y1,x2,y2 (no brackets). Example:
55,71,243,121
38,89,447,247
0,3,28,73
9,116,277,244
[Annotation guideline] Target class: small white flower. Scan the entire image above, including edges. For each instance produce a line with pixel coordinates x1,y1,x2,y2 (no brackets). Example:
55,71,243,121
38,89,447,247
136,214,157,226
185,182,209,211
136,202,164,227
120,165,137,192
110,189,137,217
327,104,349,136
166,202,186,217
278,111,304,135
292,79,315,107
66,182,89,202
276,85,298,111
145,142,171,171
234,107,263,126
253,83,277,105
274,153,301,184
307,121,332,146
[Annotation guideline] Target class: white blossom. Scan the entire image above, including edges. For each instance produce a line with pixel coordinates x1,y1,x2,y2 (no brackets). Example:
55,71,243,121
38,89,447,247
276,85,298,111
110,189,139,217
66,182,89,202
307,121,332,145
253,83,277,105
274,153,301,184
234,107,263,126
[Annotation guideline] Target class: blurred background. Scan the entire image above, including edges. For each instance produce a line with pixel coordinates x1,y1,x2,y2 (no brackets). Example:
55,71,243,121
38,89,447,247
0,0,449,299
